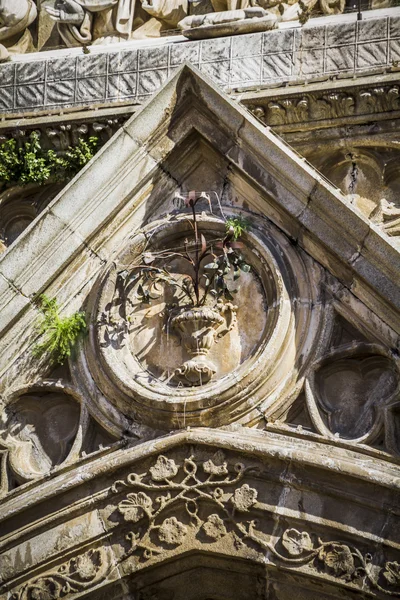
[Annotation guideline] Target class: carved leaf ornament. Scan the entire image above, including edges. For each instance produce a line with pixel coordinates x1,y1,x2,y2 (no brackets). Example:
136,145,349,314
282,528,313,555
110,451,400,597
88,213,322,430
10,451,400,599
11,549,109,600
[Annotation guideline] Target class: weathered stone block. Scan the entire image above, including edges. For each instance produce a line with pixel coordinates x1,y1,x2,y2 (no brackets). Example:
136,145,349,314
263,52,293,79
77,53,108,78
15,83,45,108
357,41,388,68
76,77,107,102
139,45,169,70
232,32,262,58
325,46,355,72
45,80,76,105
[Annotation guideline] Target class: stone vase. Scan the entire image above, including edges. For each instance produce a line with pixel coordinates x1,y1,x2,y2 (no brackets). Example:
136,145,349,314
170,306,226,386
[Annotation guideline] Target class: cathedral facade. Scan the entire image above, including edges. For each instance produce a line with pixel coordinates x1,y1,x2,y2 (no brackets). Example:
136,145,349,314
0,2,400,598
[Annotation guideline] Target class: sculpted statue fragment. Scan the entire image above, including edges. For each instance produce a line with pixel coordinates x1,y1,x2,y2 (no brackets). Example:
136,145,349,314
0,0,37,59
46,0,187,46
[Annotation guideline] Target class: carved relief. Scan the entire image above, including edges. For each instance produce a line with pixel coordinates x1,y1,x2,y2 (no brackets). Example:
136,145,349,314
0,390,81,485
305,345,400,447
11,547,111,600
76,207,323,429
170,303,236,385
0,385,117,494
45,0,187,46
111,450,261,563
109,449,400,597
246,84,400,127
314,93,355,120
359,86,400,114
267,98,309,126
0,0,37,59
268,528,400,597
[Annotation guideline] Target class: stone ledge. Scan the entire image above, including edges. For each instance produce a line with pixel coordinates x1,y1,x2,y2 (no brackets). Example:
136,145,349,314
0,10,399,117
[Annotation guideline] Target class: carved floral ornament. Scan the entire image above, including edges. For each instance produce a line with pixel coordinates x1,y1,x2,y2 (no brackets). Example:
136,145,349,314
75,211,324,430
11,547,111,600
5,446,400,599
105,449,400,597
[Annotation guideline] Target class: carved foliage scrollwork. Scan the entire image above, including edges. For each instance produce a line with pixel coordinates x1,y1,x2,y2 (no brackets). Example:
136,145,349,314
271,528,400,597
111,451,259,560
11,547,111,600
111,450,400,597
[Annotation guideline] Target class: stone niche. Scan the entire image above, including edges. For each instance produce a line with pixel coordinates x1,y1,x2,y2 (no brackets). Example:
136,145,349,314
75,210,323,430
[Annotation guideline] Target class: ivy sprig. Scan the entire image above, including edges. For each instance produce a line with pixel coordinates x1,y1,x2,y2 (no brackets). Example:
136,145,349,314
33,295,87,365
0,132,99,189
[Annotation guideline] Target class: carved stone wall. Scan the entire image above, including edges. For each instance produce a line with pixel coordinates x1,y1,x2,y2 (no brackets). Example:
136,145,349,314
0,17,400,600
0,13,399,115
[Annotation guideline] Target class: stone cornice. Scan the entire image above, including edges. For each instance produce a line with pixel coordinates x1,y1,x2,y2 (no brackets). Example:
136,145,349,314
0,11,399,118
240,72,400,130
0,64,399,344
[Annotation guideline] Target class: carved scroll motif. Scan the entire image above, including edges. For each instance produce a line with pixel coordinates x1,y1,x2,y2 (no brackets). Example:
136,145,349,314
11,548,111,600
111,451,260,561
110,450,400,597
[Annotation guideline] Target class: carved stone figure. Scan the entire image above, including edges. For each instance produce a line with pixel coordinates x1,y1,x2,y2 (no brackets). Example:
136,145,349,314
45,0,187,45
178,0,344,39
179,7,277,38
0,0,37,59
370,198,400,237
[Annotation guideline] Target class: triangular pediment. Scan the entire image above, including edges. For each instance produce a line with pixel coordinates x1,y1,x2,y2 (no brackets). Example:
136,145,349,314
1,61,400,600
0,64,398,341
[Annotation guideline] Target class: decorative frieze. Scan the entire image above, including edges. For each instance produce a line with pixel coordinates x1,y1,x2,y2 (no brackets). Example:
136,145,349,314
246,83,400,126
11,547,112,600
106,449,400,597
1,14,399,116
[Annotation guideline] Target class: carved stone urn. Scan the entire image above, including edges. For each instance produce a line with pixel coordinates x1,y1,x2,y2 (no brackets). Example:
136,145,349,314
170,305,235,386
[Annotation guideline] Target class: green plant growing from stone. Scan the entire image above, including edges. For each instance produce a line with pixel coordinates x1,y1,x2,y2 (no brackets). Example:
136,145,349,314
116,196,252,384
33,295,87,365
119,196,251,309
0,132,99,190
225,215,251,240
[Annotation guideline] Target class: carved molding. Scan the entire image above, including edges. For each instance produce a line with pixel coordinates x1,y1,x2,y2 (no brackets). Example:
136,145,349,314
0,117,127,154
245,84,400,127
108,449,400,597
11,547,111,600
2,433,400,599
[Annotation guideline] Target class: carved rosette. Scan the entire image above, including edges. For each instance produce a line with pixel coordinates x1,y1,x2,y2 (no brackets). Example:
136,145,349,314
74,212,324,430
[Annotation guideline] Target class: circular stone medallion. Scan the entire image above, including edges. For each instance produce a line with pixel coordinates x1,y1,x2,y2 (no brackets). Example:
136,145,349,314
78,213,323,430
